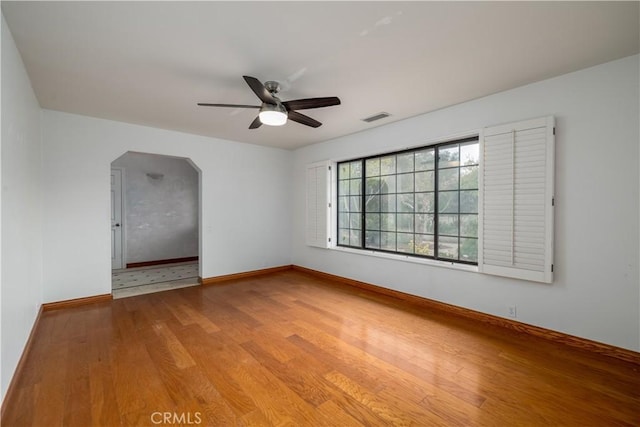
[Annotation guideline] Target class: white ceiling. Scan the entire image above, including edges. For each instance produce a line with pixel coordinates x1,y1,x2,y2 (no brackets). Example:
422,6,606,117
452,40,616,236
2,1,638,150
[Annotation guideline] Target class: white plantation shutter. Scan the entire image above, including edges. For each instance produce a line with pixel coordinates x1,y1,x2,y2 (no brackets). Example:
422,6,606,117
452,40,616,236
479,116,555,283
306,161,331,248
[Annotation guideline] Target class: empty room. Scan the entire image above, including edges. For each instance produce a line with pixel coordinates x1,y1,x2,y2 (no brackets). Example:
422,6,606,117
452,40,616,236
1,1,639,426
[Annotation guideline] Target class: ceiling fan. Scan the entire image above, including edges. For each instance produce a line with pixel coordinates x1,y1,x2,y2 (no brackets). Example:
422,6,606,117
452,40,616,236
198,76,341,129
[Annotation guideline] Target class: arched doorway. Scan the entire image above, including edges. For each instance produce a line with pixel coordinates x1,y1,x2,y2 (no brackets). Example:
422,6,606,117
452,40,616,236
110,151,201,298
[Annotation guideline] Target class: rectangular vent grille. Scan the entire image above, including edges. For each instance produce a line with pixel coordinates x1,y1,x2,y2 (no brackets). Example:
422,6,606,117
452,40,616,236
362,112,391,123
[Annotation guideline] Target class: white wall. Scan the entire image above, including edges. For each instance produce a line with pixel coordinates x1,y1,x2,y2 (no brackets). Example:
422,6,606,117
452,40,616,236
0,15,43,402
292,55,640,352
41,111,292,302
112,152,199,265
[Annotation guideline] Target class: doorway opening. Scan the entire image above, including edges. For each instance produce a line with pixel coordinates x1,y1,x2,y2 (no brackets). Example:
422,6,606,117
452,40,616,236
110,151,201,298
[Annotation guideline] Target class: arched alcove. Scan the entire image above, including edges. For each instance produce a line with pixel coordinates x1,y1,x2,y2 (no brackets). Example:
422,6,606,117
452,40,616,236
110,151,202,296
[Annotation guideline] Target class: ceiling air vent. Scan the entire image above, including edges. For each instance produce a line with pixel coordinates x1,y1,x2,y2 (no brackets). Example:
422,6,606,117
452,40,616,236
361,112,391,123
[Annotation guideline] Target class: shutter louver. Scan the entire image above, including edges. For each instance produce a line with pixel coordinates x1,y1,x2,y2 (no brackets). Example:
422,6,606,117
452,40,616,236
306,162,330,248
480,117,554,283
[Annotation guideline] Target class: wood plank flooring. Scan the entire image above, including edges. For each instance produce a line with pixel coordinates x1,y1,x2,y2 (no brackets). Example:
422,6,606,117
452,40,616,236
3,269,639,426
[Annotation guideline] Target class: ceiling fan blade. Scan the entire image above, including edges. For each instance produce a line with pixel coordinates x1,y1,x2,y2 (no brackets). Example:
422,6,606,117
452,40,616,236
249,116,262,129
282,97,341,111
288,111,322,128
197,103,260,109
243,75,277,104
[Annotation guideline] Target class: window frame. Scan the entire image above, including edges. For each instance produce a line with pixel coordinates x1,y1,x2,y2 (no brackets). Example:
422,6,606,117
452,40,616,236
337,136,480,266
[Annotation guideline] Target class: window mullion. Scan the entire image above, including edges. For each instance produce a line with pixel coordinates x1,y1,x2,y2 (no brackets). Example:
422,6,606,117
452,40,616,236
413,156,416,254
457,161,461,261
393,156,398,252
360,159,365,249
434,146,439,260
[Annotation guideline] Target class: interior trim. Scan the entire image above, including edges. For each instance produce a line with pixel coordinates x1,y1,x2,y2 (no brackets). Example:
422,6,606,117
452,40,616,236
42,294,113,311
125,256,199,269
292,265,640,366
201,265,293,285
0,305,43,418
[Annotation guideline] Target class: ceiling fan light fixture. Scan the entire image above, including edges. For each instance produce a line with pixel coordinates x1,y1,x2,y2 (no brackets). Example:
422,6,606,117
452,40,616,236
259,103,287,126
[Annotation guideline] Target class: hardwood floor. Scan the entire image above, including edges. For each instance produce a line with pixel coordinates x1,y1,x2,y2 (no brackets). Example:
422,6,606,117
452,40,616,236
3,269,639,426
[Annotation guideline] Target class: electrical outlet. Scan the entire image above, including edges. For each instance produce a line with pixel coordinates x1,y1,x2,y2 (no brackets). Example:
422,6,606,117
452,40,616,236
508,305,517,318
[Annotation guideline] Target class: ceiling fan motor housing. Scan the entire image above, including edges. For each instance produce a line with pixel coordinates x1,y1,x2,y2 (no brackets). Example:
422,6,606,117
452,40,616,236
264,81,281,95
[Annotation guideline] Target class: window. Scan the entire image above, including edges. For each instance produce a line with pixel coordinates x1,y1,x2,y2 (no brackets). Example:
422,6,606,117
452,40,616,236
338,137,479,265
309,116,555,282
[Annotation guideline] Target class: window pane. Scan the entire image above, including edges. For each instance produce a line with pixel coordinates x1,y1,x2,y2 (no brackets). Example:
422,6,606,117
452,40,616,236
339,228,350,245
397,153,414,173
350,161,362,178
381,175,396,193
397,233,414,253
460,238,478,262
381,232,396,251
460,214,478,238
350,229,362,246
416,214,434,234
339,180,350,195
415,171,434,192
415,149,435,171
415,234,434,256
397,173,414,193
366,194,380,212
461,142,479,166
381,194,396,212
339,163,350,179
397,214,414,232
366,231,380,248
366,213,380,230
381,213,396,231
438,214,458,236
350,213,361,229
349,196,361,212
398,194,414,213
439,236,459,260
339,213,349,228
366,158,380,177
460,166,478,190
416,192,435,213
338,196,349,211
438,191,459,213
350,178,362,195
366,177,380,195
439,168,459,191
438,145,459,168
460,190,478,213
381,156,396,175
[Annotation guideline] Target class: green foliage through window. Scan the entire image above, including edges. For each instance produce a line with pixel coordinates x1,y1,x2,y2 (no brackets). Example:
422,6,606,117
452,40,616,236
337,137,479,265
